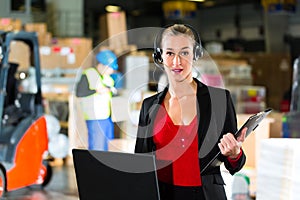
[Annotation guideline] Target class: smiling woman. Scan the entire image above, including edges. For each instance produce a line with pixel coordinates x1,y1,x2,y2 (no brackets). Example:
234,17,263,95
135,24,247,200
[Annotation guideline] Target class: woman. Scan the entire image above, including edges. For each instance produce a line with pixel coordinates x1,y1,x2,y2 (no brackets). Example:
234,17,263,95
135,24,247,200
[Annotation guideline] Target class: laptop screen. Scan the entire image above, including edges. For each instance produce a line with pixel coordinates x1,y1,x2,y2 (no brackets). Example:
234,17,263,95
72,149,160,200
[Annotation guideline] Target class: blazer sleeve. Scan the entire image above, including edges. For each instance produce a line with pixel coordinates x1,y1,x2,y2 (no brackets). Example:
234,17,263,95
222,90,246,175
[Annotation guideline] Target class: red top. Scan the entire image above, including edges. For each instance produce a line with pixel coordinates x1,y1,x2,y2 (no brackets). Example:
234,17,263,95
153,103,242,186
153,104,202,186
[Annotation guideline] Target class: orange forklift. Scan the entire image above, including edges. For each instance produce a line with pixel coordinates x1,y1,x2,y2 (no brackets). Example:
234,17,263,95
0,31,52,198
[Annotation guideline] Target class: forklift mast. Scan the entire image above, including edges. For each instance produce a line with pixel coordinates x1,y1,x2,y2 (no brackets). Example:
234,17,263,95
0,31,44,134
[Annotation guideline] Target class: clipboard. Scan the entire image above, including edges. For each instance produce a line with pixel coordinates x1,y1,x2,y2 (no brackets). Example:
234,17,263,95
234,108,272,138
200,108,272,174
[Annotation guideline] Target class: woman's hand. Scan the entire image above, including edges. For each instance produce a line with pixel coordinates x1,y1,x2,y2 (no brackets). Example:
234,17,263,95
218,127,247,159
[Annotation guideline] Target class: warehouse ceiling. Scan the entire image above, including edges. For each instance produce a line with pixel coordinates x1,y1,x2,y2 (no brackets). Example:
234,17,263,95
85,0,262,16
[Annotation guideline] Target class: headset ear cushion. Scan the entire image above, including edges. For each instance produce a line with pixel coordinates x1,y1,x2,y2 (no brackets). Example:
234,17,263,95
153,48,163,64
194,44,203,60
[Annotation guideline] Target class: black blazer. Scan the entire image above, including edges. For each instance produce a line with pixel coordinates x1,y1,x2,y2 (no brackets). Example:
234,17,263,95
134,78,246,200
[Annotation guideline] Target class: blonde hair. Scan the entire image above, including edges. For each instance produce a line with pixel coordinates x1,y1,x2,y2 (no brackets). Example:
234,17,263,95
160,24,196,47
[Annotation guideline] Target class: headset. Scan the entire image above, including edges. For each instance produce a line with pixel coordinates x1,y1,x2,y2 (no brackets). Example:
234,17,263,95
152,24,204,68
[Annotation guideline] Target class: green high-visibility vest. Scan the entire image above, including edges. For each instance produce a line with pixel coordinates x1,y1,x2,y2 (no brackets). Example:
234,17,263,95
80,68,114,120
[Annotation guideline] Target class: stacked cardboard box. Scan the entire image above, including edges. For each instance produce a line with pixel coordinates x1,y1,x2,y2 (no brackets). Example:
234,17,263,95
248,53,292,111
39,37,93,69
212,53,292,111
24,23,52,46
99,11,128,51
8,41,31,71
55,38,93,68
0,18,22,31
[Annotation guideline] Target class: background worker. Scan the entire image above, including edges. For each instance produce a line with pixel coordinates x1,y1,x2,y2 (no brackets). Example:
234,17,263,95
76,49,118,150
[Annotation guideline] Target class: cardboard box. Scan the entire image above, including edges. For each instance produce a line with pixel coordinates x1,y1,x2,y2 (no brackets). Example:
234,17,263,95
8,41,30,71
237,114,275,169
34,32,52,46
55,38,93,68
25,23,52,46
248,53,292,111
40,38,93,69
99,11,128,50
268,112,283,138
40,45,79,69
212,53,292,110
25,23,47,34
0,18,22,31
39,46,63,69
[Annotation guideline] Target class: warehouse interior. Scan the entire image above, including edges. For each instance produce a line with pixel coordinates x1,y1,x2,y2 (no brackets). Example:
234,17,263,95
1,0,300,199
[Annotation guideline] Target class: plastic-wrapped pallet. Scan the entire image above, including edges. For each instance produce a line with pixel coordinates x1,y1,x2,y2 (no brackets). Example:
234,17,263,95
256,138,300,200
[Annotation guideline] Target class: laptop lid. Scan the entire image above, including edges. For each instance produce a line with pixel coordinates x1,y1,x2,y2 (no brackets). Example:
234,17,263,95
72,149,160,200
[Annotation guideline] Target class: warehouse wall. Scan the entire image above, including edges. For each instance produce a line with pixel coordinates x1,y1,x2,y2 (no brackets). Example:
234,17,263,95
46,0,83,37
127,2,300,53
0,0,83,37
195,1,300,41
193,2,300,53
2,0,300,45
0,0,33,23
197,4,264,41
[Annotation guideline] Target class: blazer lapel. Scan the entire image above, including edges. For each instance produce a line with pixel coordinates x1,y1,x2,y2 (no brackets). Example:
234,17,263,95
195,79,211,150
147,87,168,133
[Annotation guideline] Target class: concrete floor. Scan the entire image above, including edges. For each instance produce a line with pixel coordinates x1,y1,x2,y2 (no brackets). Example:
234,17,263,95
0,161,254,200
3,165,79,200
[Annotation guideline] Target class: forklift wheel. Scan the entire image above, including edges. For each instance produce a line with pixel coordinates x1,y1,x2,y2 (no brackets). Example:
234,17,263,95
0,166,7,198
42,162,52,187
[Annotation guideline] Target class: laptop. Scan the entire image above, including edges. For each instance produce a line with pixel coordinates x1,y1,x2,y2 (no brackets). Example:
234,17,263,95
72,149,160,200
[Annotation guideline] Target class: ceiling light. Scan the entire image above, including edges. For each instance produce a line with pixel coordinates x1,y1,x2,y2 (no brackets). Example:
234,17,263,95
203,1,215,7
105,5,121,13
188,0,205,2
